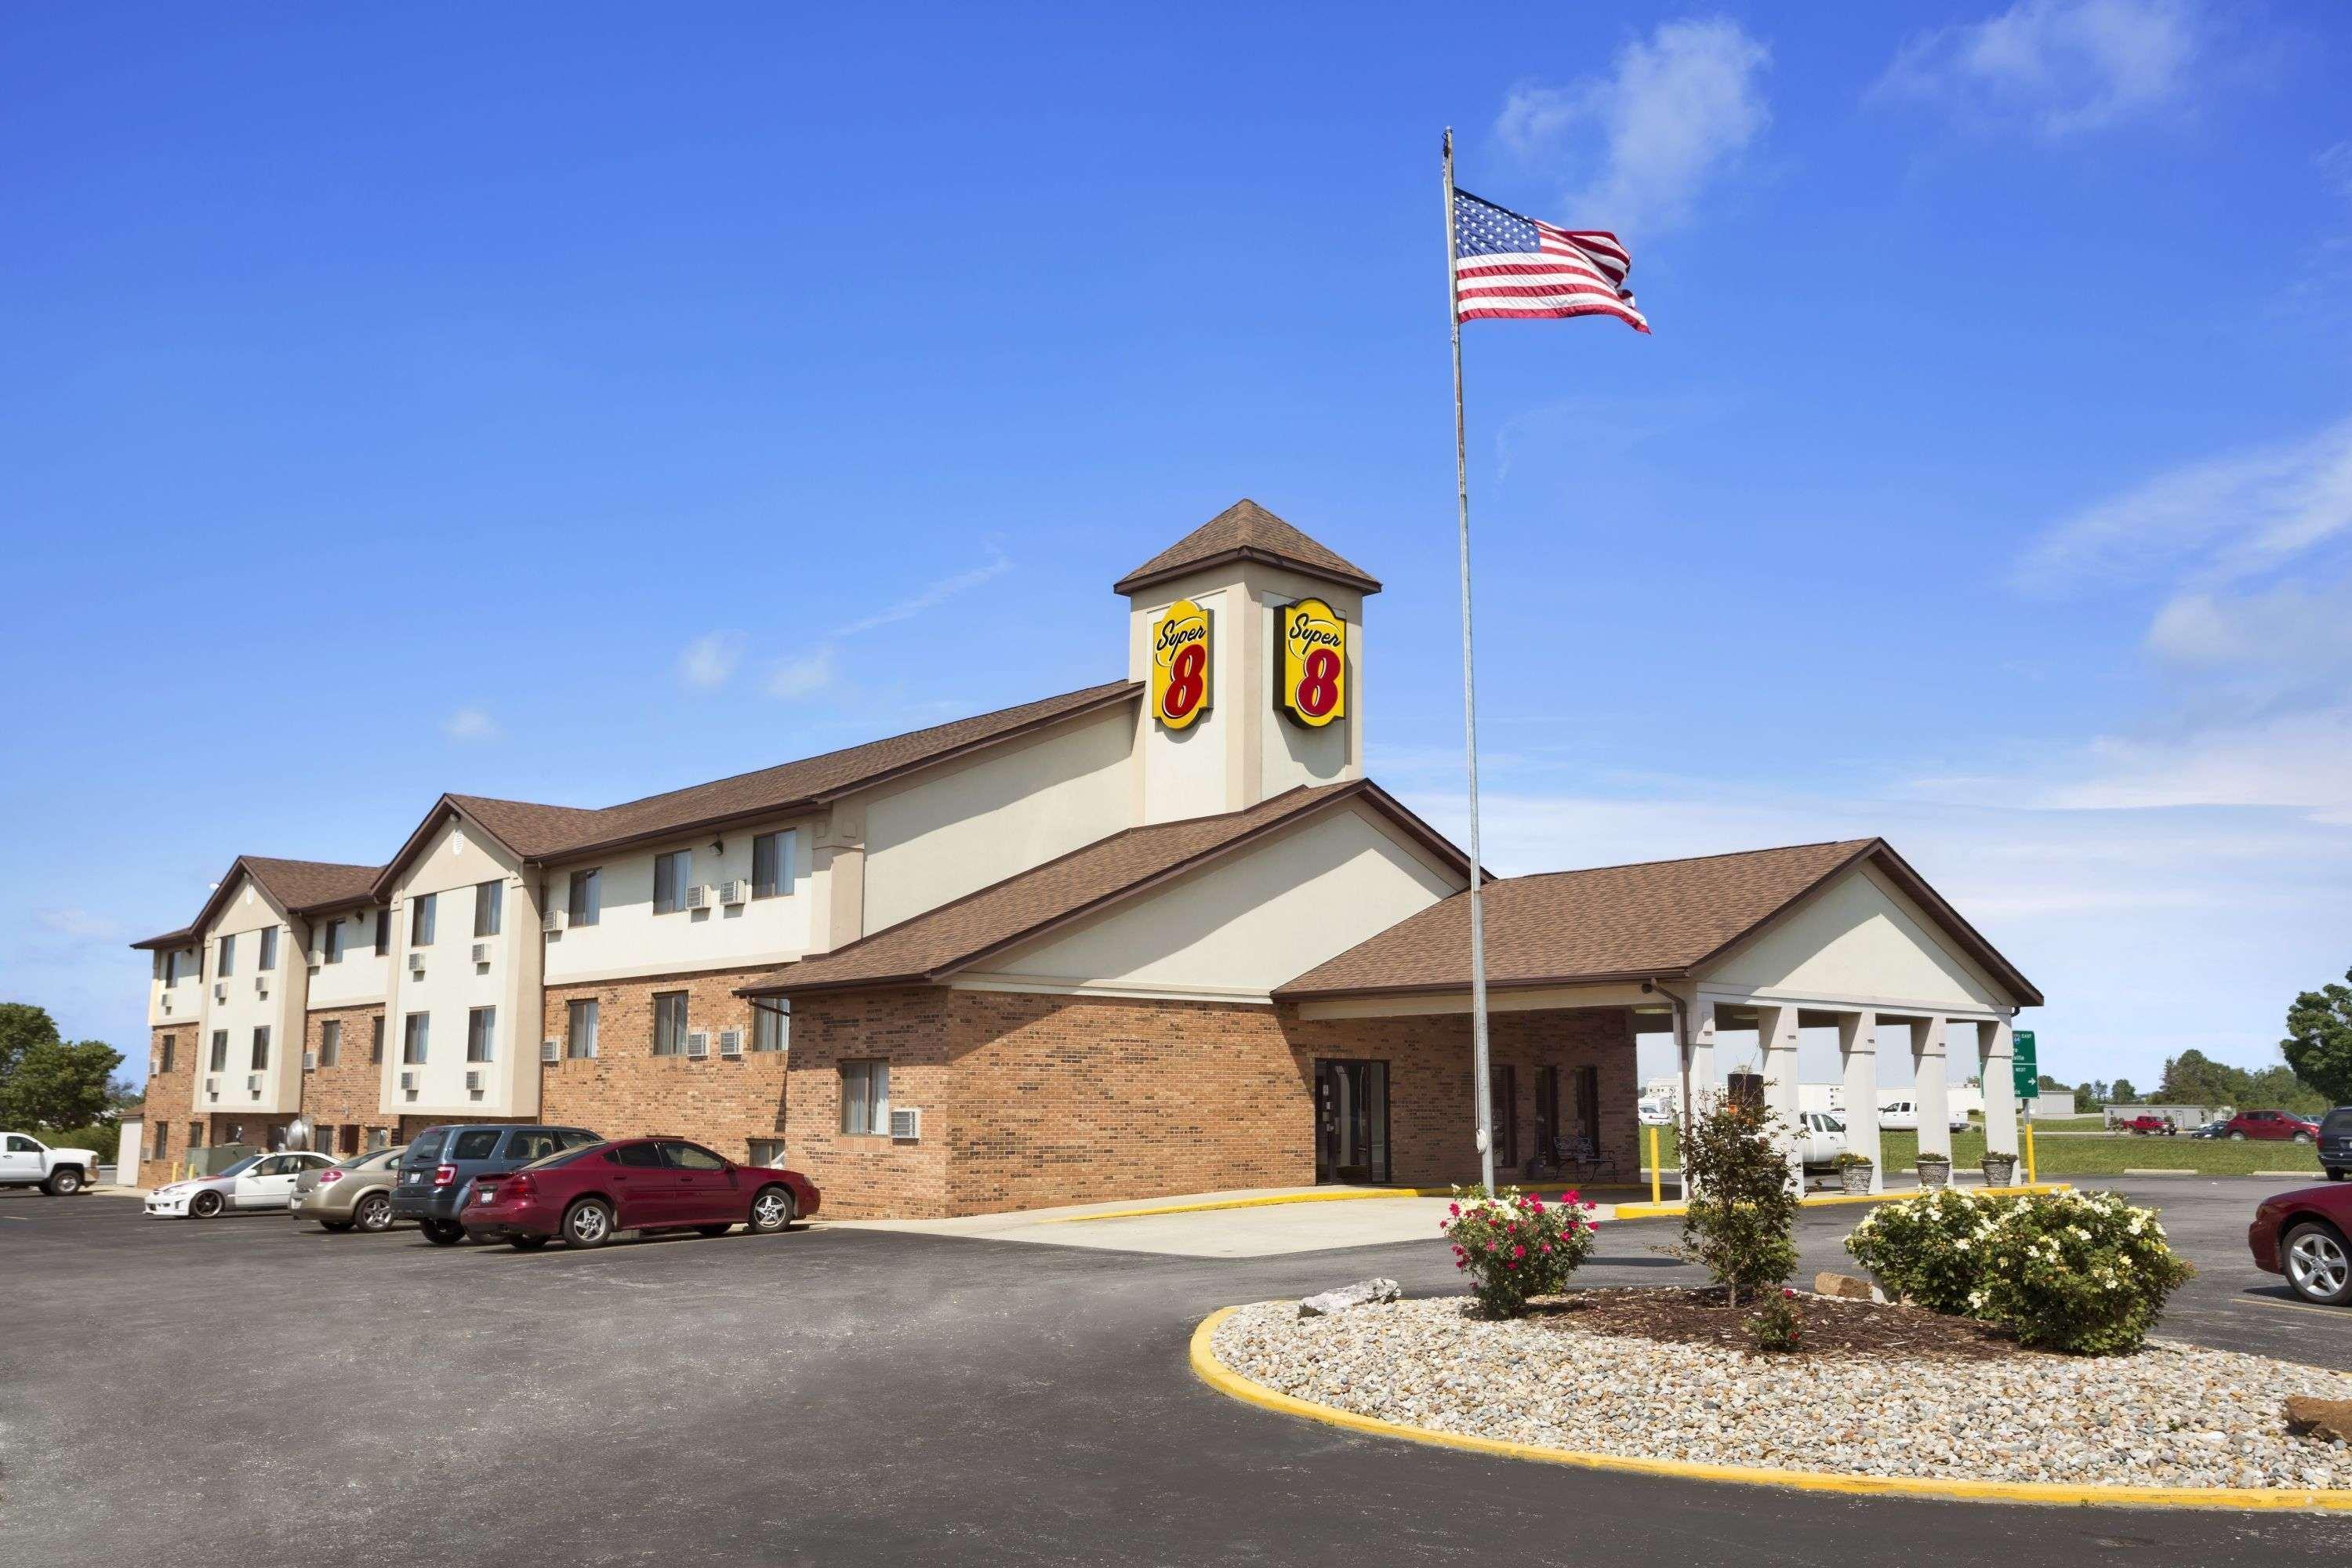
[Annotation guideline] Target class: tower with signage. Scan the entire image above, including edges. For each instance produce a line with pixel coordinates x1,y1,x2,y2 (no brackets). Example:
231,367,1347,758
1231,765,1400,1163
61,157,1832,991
1114,501,1374,826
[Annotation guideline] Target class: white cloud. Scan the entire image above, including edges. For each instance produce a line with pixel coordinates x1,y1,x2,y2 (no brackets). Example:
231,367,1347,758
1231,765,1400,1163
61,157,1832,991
1874,0,2201,138
2322,141,2352,200
443,707,499,742
36,907,121,941
677,630,745,690
830,546,1011,638
766,648,837,702
1494,16,1770,236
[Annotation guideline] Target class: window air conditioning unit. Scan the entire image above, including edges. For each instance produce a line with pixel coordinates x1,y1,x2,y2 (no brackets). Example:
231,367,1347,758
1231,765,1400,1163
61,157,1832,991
889,1107,922,1141
408,953,426,977
719,879,750,906
307,958,321,975
540,1038,560,1064
399,1071,416,1091
253,975,267,994
161,995,173,1014
684,883,713,910
465,1070,484,1092
208,1087,220,1103
717,1028,744,1058
213,982,227,1003
684,1031,710,1059
471,941,491,965
246,1074,262,1094
542,908,565,934
205,1075,219,1093
303,1051,318,1070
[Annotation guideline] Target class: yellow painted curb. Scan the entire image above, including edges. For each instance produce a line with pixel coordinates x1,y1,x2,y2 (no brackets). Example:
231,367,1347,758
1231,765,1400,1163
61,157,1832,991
1036,1188,1458,1224
1612,1181,2071,1221
1189,1305,2352,1512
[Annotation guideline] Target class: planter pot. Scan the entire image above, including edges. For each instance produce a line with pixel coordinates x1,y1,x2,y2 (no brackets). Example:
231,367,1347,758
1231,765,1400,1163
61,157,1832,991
1916,1159,1951,1189
1981,1153,2018,1187
1838,1164,1873,1195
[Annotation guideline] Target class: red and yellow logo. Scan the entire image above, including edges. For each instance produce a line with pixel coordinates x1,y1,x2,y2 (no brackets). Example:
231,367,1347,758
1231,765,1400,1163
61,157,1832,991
1150,598,1212,730
1276,598,1347,728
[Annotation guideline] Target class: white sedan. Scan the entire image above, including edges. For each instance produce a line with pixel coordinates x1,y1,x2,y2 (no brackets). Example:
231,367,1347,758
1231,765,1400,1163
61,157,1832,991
144,1152,336,1218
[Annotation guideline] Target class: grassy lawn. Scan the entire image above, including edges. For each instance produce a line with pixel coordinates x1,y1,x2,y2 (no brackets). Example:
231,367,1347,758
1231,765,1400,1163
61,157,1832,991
1632,1122,2326,1178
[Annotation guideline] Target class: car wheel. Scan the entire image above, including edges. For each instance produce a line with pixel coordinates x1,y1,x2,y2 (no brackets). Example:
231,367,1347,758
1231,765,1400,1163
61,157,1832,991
563,1198,615,1249
509,1235,551,1251
748,1185,797,1235
355,1192,394,1232
43,1167,85,1196
2230,1131,2248,1141
318,1219,355,1233
420,1219,466,1247
2328,1168,2347,1182
2293,1132,2315,1145
2284,1222,2352,1306
191,1189,224,1218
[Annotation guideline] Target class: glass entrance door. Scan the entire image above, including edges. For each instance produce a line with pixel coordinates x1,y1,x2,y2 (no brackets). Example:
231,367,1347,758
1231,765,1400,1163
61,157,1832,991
1316,1059,1389,1184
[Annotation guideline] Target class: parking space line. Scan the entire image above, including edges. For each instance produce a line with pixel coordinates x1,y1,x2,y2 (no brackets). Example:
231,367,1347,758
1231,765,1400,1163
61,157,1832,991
2233,1294,2352,1320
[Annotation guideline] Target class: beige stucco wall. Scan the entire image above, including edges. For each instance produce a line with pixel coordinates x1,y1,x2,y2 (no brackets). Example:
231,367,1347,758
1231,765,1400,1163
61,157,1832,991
383,816,539,1118
192,873,307,1116
303,906,391,1011
1129,579,1241,826
861,709,1133,934
539,813,816,985
148,943,201,1026
974,802,1464,999
1704,862,2013,1013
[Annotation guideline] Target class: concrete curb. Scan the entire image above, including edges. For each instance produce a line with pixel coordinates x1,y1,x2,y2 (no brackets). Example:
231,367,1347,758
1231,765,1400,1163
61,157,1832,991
1188,1305,2352,1512
1036,1189,1459,1224
1603,1181,2069,1221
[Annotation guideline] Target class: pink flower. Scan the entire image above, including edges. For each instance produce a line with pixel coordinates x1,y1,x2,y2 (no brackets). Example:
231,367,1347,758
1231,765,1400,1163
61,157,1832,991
1448,1203,1461,1217
1539,1243,1552,1254
1512,1244,1526,1258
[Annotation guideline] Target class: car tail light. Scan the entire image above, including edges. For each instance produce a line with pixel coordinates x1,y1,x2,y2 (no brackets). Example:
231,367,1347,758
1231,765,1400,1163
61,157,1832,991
318,1169,344,1184
503,1174,535,1200
434,1163,456,1187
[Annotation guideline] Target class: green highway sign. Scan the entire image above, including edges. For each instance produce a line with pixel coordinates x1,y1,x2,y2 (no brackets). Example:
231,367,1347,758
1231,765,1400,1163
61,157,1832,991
2012,1029,2038,1099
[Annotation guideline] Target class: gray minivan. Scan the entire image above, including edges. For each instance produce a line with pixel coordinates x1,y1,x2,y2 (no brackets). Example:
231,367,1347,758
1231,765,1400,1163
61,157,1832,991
391,1123,601,1244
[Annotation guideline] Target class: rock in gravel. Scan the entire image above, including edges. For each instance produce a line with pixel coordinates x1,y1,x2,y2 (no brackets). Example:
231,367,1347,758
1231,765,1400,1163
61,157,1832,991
1813,1272,1884,1304
2285,1396,2352,1443
1298,1278,1403,1318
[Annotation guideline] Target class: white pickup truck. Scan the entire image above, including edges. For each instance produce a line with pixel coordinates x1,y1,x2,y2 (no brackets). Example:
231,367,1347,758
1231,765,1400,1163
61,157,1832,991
0,1132,101,1195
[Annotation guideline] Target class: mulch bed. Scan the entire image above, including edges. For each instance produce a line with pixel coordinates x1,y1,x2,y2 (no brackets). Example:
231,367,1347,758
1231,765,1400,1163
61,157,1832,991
1528,1287,2031,1361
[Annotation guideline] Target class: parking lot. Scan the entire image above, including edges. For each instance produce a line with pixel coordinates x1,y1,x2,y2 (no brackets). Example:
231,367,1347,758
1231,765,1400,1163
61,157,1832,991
5,1177,2347,1566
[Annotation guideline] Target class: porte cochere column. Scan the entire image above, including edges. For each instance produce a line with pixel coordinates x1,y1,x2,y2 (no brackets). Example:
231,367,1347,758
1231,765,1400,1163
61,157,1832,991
1837,1010,1882,1194
1755,1004,1803,1189
1911,1017,1951,1163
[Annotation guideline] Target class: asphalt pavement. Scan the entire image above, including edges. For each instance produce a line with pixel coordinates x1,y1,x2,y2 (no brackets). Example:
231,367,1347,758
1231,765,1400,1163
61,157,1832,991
2,1177,2345,1566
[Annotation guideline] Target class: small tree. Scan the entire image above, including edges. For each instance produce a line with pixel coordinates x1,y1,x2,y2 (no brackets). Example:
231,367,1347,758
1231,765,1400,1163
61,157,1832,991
2283,968,2352,1108
0,1004,123,1132
1679,1096,1799,1305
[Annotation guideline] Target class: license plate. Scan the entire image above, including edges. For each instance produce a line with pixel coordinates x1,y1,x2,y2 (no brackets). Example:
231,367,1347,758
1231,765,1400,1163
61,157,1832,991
404,1171,421,1184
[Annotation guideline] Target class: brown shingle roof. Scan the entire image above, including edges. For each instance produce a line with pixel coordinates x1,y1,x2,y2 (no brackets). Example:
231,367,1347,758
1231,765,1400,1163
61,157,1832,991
740,779,1464,996
1275,839,2042,1006
130,926,195,951
134,855,383,949
1112,499,1381,596
372,681,1142,895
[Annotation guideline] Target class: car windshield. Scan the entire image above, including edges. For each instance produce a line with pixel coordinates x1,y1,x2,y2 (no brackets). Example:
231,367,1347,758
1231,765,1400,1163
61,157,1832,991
212,1156,263,1178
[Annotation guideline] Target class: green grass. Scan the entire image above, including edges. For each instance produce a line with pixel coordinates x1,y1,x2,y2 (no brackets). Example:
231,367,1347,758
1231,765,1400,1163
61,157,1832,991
1631,1122,2325,1178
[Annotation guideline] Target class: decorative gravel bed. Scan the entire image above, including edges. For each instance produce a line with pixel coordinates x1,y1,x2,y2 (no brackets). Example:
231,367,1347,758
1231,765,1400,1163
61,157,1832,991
1211,1296,2352,1491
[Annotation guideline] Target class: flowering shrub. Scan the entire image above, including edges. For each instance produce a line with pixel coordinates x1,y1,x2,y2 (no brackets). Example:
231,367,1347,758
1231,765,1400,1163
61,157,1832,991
1441,1185,1599,1317
1968,1189,2194,1356
1843,1188,2017,1314
1746,1287,1802,1352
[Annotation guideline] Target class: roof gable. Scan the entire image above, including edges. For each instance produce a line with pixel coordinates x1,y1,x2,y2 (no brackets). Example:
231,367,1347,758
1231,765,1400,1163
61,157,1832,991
1112,500,1381,596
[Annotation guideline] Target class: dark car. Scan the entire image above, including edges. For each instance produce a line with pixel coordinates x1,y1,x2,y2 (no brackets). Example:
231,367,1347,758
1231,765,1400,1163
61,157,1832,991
2250,1183,2352,1305
2321,1108,2352,1182
391,1123,602,1245
2220,1109,2320,1145
459,1135,819,1250
2187,1119,2230,1139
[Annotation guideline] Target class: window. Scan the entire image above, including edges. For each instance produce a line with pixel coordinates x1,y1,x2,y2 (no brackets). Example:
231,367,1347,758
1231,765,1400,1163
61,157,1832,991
258,927,278,972
153,1123,169,1161
608,1142,666,1169
403,1013,429,1065
324,919,345,964
568,869,601,927
367,1126,390,1150
189,1122,203,1148
216,934,235,978
753,830,797,899
652,992,689,1055
840,1060,890,1135
566,999,599,1059
410,892,436,947
158,1035,176,1074
661,1140,727,1171
374,909,390,956
504,1129,564,1163
1487,1064,1518,1169
5,1134,38,1153
752,1000,789,1053
451,1129,500,1160
163,949,182,985
748,1138,784,1167
319,1021,341,1068
653,850,692,915
209,1030,228,1072
474,880,503,938
369,1015,385,1064
251,1026,271,1072
466,1007,495,1064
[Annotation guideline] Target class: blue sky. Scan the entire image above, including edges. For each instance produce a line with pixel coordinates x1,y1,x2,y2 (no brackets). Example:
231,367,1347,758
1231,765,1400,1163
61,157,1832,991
5,2,2349,1097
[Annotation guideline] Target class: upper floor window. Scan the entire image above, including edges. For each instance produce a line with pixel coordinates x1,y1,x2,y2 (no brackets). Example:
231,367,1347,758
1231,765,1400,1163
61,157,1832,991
163,949,182,985
324,919,345,964
474,880,503,938
251,1025,271,1072
753,830,797,899
158,1035,176,1074
651,991,689,1055
568,869,601,928
216,933,235,978
374,908,390,956
466,1006,496,1063
753,1000,789,1053
319,1020,341,1068
209,1030,228,1072
402,1013,429,1065
369,1015,385,1064
410,892,437,948
652,851,692,916
258,927,278,972
566,999,599,1059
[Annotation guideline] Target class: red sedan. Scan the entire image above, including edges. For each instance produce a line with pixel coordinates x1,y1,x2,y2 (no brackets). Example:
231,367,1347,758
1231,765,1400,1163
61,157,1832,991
462,1136,820,1250
2249,1184,2352,1305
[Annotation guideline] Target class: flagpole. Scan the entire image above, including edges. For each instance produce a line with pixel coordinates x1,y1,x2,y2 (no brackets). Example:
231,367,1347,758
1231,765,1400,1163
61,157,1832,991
1443,127,1496,1195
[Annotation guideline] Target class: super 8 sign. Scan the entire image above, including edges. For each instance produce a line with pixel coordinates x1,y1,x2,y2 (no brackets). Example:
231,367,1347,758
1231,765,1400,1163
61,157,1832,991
1150,599,1212,730
1277,598,1346,728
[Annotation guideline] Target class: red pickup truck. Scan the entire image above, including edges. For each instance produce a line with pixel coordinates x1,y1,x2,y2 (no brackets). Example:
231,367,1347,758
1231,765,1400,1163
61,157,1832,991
2119,1114,2178,1136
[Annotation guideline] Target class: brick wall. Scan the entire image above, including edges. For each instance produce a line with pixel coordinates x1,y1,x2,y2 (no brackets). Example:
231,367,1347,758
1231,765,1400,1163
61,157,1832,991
539,965,789,1162
302,1004,396,1155
779,987,951,1220
138,1025,197,1185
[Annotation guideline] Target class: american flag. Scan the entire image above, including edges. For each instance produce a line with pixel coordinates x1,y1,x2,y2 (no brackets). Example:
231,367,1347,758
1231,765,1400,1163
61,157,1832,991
1451,187,1649,333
